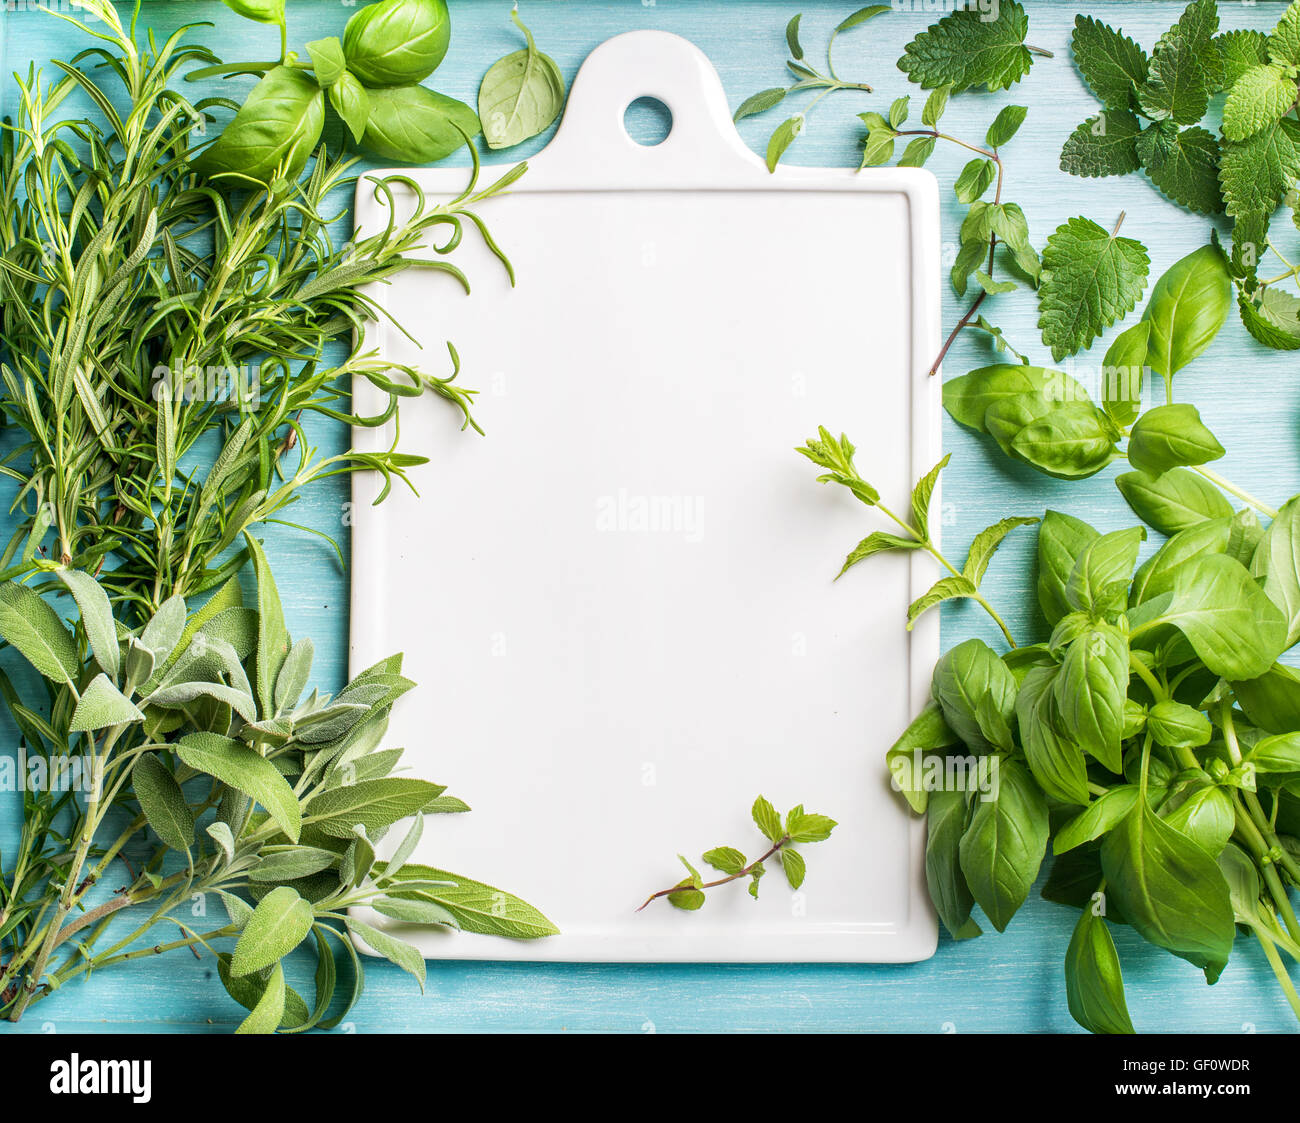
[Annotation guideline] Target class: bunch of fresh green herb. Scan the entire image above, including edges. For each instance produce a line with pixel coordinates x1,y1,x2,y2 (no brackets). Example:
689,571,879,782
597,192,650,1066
478,6,567,150
0,0,553,1030
0,540,556,1029
639,797,836,911
0,0,520,619
1060,0,1226,215
802,244,1300,1032
856,4,1052,375
733,6,883,172
190,0,475,180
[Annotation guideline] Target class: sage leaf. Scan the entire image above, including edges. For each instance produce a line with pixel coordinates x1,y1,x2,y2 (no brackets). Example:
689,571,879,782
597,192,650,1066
235,962,286,1035
304,777,443,837
477,7,566,149
248,847,339,883
178,732,302,842
132,753,195,851
734,87,785,122
0,582,80,685
245,533,288,719
766,116,804,172
70,673,145,731
57,568,119,680
231,886,313,977
383,863,560,938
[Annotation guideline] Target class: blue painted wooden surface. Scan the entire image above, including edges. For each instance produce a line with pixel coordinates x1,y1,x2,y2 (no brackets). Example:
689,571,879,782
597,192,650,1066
2,0,1299,1033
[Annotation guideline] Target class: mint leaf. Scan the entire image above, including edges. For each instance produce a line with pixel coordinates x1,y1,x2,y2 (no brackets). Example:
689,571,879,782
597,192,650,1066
898,0,1034,93
1139,33,1210,125
667,882,705,910
1071,15,1149,109
970,314,1030,364
1060,111,1142,178
1217,29,1270,88
963,516,1040,585
838,531,920,578
1159,0,1222,90
1269,1,1300,67
908,575,978,629
1136,122,1222,214
1222,64,1298,141
954,156,996,202
752,795,784,842
781,849,806,890
1038,217,1151,360
986,105,1027,148
702,846,746,875
1220,116,1300,249
786,808,837,843
1239,287,1300,350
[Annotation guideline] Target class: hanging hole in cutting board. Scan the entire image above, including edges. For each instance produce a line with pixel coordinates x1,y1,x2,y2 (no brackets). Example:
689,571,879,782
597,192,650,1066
623,96,673,146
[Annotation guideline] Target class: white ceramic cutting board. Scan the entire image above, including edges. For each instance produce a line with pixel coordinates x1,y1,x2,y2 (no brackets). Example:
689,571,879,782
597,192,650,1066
349,30,940,962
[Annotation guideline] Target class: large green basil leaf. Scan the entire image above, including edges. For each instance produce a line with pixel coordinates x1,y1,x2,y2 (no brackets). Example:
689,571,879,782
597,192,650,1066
194,67,324,185
1159,782,1234,856
1149,553,1287,679
343,0,450,87
1129,518,1230,605
958,759,1048,932
1142,244,1232,385
1054,623,1129,774
478,7,566,149
942,364,1086,431
1065,526,1145,619
1037,510,1100,626
1232,663,1300,733
925,787,979,938
361,85,479,163
886,700,959,815
1100,319,1150,428
329,72,370,144
1251,495,1300,646
1065,908,1136,1034
1126,403,1225,476
1115,467,1233,535
1101,799,1235,979
1006,401,1118,480
222,0,285,24
1054,785,1142,854
1017,664,1090,805
931,638,1017,752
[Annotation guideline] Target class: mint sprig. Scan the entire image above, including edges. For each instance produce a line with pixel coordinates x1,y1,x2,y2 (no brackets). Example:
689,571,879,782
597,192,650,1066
638,797,836,911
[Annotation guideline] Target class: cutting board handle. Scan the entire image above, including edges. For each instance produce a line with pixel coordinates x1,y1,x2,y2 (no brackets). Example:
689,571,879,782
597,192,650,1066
540,30,763,180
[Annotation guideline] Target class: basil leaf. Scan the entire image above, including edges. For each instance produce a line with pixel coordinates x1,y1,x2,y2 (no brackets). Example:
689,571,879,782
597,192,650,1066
1007,402,1117,480
329,73,371,145
1250,495,1300,646
1017,664,1090,806
1037,510,1100,626
342,0,450,87
1065,909,1136,1034
925,787,979,939
193,67,324,185
1126,403,1225,476
1065,526,1144,619
222,0,285,24
1147,700,1212,749
886,700,959,814
1054,786,1142,854
1232,663,1300,733
477,7,566,149
766,116,804,172
1130,518,1230,606
1143,244,1232,385
1115,467,1233,535
931,638,1017,752
305,37,346,88
958,760,1048,932
1054,623,1129,774
1101,800,1235,979
1153,553,1288,679
1159,783,1234,857
362,85,478,163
